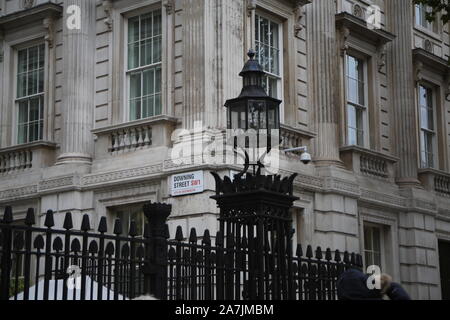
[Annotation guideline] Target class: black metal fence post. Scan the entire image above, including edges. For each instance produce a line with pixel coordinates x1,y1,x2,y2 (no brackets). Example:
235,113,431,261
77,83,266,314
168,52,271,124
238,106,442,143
0,207,13,300
144,202,171,300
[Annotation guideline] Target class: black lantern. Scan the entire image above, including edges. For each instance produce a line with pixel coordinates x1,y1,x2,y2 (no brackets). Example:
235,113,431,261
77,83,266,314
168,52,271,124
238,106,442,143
225,50,281,151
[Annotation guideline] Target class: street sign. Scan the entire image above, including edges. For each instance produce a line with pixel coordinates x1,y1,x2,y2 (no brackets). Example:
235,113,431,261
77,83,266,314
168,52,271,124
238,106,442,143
170,171,204,197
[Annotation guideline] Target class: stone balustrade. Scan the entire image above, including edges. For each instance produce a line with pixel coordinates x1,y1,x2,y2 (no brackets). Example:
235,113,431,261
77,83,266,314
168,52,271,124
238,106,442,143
419,169,450,197
92,116,178,159
0,142,57,175
110,125,152,154
340,146,398,181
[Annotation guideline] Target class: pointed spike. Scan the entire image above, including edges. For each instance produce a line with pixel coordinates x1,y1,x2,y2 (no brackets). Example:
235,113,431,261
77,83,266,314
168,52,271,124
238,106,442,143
296,244,303,257
175,226,184,241
2,206,13,224
202,230,211,246
129,220,138,237
357,254,364,268
81,214,91,232
44,210,54,228
25,208,35,226
216,231,224,246
315,246,323,260
189,228,197,243
113,219,122,235
334,250,341,262
343,251,350,264
98,217,108,233
325,248,332,261
63,212,73,230
306,245,313,258
351,252,356,265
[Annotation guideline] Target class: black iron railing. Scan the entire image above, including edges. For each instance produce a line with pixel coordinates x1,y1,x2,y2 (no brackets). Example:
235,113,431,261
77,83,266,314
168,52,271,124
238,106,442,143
1,203,362,301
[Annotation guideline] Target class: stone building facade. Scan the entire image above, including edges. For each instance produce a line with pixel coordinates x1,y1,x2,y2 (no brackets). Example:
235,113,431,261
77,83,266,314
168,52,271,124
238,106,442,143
0,0,450,300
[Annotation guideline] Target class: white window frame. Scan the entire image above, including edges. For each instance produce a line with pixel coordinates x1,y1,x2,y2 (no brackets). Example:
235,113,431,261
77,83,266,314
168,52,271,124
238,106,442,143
417,83,438,169
254,11,284,122
124,7,162,123
14,42,46,145
344,52,369,148
363,223,386,272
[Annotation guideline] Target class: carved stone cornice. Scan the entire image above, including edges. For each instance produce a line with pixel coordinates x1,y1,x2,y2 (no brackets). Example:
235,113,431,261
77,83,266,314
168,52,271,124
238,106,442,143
0,3,62,31
335,12,395,47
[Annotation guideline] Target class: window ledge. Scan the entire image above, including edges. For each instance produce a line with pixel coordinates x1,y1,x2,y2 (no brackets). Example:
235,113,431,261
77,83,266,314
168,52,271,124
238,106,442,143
335,12,396,46
0,141,57,175
0,3,62,30
413,48,450,76
413,25,443,43
418,168,450,197
340,146,398,180
92,115,179,157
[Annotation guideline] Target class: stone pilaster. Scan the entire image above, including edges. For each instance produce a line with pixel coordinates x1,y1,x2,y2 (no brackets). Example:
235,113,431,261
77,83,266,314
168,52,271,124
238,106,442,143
306,0,341,164
386,1,420,186
57,0,96,164
181,0,243,130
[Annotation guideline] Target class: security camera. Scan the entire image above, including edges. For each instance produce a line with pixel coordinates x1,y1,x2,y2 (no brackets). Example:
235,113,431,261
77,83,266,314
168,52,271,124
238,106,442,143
300,152,312,165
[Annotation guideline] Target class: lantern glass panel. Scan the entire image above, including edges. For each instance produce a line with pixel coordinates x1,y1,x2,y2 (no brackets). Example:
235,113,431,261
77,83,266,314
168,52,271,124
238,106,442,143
267,102,280,130
248,100,266,131
229,102,247,130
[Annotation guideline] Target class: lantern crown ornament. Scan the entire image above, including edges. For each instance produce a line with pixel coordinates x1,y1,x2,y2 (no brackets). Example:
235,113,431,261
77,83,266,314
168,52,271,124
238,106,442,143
225,50,282,145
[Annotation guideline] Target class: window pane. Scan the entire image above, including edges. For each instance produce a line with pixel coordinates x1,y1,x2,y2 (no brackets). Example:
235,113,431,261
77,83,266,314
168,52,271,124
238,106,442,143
365,252,373,267
29,97,40,121
153,12,162,36
130,99,141,121
18,101,28,124
18,49,28,73
153,36,162,64
128,42,140,70
18,124,27,145
128,16,140,44
142,95,154,118
143,68,154,96
364,227,372,251
129,73,141,99
28,46,39,71
155,67,162,93
39,44,45,68
27,70,38,96
29,121,39,142
140,13,153,40
155,94,162,116
141,39,152,66
17,74,27,98
373,228,381,252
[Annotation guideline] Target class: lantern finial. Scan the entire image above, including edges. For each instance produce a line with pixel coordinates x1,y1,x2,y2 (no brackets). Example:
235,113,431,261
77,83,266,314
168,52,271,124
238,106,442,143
247,49,256,60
